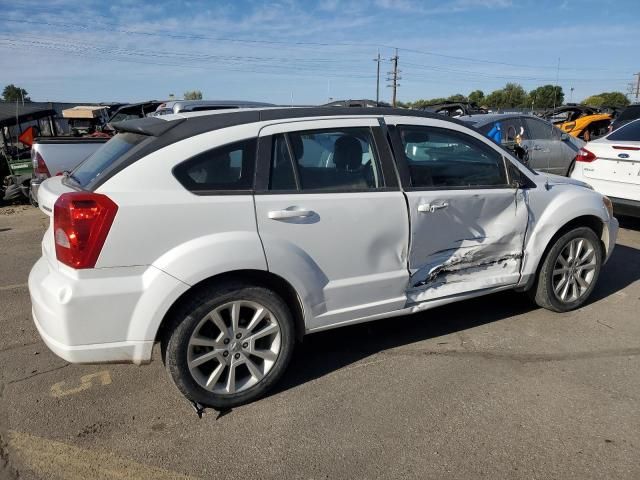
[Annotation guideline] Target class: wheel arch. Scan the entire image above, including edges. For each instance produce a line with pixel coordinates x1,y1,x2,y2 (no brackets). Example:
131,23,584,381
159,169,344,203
521,214,607,291
156,269,307,347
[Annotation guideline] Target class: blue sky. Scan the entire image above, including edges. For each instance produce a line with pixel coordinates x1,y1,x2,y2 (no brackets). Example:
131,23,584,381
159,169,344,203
1,0,638,104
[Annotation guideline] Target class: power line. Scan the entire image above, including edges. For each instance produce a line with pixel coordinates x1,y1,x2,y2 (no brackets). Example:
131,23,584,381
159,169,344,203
0,16,633,74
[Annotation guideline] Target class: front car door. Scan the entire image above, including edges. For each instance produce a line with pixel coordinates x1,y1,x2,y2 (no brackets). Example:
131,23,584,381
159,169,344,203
254,118,410,330
385,116,529,304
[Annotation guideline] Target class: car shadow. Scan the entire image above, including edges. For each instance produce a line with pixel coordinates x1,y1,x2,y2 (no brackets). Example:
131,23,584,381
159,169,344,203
271,242,640,398
617,215,640,231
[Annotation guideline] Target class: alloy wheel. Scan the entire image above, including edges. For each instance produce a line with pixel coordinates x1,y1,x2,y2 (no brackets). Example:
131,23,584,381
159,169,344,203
187,301,281,395
551,237,598,304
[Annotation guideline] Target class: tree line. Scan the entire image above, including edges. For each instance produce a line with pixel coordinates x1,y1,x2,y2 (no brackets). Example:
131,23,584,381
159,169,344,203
401,83,631,110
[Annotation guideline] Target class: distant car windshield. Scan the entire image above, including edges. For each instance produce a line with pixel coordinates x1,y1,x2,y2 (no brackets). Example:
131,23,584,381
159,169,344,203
607,119,640,141
69,133,149,188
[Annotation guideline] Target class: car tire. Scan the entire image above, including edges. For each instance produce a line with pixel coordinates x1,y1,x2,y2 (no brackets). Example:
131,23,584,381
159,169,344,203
163,282,295,409
530,227,603,312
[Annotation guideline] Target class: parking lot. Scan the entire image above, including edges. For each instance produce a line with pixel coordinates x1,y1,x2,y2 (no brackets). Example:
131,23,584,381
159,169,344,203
0,205,638,480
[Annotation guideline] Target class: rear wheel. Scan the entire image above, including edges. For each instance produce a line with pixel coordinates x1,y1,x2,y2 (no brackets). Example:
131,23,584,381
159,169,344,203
163,282,295,409
530,227,602,312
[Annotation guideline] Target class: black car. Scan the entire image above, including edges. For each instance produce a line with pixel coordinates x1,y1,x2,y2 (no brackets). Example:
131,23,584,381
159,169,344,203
609,104,640,132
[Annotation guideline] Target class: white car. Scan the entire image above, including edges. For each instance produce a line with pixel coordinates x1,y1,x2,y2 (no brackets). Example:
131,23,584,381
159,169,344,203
571,118,640,217
29,107,618,408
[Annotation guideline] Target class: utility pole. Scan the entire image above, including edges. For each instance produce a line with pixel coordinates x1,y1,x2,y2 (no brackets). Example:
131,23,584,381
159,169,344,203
387,48,401,107
635,72,640,102
373,50,382,106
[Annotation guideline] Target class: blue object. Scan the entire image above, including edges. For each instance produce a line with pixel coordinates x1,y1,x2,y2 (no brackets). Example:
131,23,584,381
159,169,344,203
487,122,502,144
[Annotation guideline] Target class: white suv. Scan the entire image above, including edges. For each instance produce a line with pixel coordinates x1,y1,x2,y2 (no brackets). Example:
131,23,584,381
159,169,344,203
30,108,619,408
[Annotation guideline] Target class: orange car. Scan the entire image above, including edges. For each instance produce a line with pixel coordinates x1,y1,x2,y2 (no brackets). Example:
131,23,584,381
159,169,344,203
542,106,611,141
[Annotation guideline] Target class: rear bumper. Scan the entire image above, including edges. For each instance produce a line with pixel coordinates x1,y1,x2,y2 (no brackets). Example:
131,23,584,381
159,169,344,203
610,197,640,218
28,256,188,365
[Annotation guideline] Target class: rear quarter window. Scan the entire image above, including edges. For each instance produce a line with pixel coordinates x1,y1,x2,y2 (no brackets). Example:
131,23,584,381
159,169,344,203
607,119,640,141
173,138,257,193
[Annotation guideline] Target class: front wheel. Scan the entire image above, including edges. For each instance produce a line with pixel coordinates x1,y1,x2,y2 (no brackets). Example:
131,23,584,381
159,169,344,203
530,227,603,312
163,283,295,409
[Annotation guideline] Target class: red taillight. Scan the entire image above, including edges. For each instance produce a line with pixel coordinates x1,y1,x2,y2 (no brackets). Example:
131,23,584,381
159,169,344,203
576,147,596,163
53,193,118,269
34,152,50,176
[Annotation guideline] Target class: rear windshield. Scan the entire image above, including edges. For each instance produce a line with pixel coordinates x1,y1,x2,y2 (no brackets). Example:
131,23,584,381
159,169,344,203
607,119,640,141
69,132,149,188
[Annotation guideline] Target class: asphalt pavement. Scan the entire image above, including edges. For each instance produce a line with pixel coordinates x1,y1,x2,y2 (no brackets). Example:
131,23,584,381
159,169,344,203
1,205,639,480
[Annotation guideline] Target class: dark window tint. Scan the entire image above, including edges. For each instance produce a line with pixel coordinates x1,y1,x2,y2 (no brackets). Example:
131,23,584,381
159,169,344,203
173,138,256,192
269,135,296,190
71,133,148,188
399,126,507,188
616,106,640,122
607,119,640,141
524,118,554,140
270,128,381,191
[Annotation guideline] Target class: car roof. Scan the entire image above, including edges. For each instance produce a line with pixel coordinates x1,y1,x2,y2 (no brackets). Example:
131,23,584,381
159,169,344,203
461,113,537,125
114,106,467,137
159,100,276,109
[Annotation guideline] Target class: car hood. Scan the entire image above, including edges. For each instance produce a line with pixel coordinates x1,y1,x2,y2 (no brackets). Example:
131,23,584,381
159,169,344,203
534,171,593,190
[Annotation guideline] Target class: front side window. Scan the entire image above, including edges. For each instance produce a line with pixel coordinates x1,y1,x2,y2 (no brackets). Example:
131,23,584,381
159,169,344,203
399,126,507,188
173,138,256,192
269,128,381,191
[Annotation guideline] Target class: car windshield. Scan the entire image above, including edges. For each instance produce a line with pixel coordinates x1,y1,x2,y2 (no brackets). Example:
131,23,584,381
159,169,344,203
607,118,640,141
69,132,149,188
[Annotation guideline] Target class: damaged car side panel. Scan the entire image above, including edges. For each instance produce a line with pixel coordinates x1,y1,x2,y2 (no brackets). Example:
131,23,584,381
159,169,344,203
516,175,616,289
404,188,527,303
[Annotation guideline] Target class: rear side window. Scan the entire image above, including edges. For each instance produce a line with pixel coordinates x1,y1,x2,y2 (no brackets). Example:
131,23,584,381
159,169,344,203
173,138,256,193
607,119,640,141
399,126,507,188
269,128,382,191
524,118,554,140
71,133,148,188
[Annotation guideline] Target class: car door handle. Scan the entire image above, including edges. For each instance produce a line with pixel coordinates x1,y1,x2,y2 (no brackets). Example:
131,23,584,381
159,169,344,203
418,202,448,213
268,208,313,220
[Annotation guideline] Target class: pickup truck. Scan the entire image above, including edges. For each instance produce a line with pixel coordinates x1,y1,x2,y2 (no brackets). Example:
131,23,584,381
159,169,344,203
30,136,107,203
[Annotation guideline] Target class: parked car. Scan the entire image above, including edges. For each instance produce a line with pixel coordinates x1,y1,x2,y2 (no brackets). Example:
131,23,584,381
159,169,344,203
608,104,640,133
30,137,108,204
153,100,275,116
571,118,640,217
107,101,164,124
30,107,618,408
541,105,611,141
462,114,584,176
422,101,488,117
